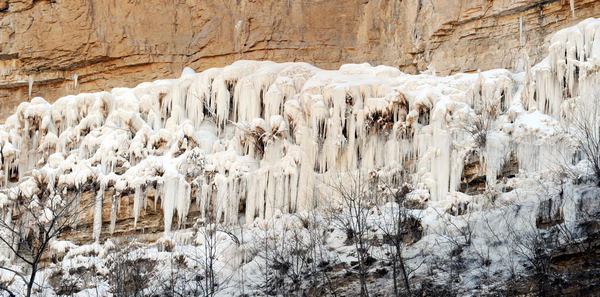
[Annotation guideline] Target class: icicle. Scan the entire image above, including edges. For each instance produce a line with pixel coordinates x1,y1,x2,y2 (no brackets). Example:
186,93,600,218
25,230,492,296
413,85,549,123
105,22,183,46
176,178,191,228
264,85,284,120
214,174,228,223
233,78,260,122
200,183,211,219
109,194,117,235
143,185,148,211
92,184,104,242
245,174,257,224
133,184,142,229
226,176,241,224
519,16,523,46
154,183,159,211
161,177,191,232
213,76,230,129
162,178,176,232
570,0,575,18
484,132,511,188
73,73,78,90
28,76,34,98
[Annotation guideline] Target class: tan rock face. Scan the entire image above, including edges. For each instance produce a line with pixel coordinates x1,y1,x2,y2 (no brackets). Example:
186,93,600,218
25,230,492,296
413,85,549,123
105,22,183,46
59,184,204,244
0,0,599,122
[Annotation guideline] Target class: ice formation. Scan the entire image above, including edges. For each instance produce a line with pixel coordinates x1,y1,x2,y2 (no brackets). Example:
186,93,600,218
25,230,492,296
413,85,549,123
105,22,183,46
28,76,34,98
1,18,599,239
519,16,523,46
73,73,79,90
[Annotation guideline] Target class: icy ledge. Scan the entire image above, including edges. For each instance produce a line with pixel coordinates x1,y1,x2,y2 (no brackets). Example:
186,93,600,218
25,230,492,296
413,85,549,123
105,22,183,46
1,18,600,240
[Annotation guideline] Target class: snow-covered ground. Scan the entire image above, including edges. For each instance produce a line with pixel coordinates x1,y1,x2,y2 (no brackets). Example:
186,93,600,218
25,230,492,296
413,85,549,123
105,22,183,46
2,17,600,297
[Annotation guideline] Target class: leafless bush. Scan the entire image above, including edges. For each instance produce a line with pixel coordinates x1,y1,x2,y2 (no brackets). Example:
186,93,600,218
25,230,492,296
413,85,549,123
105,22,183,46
423,205,479,296
372,175,424,297
256,224,308,295
434,207,474,251
462,113,491,149
154,253,201,297
197,222,220,297
184,217,236,297
325,171,382,297
570,108,600,185
0,178,93,297
250,212,338,297
458,80,502,150
502,205,556,297
299,212,340,297
106,244,155,297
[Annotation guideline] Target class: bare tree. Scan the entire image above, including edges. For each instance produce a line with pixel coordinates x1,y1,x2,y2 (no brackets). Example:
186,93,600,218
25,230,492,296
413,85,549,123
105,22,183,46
184,217,237,297
258,218,314,296
249,212,338,297
298,212,339,297
457,76,502,151
374,180,422,297
0,176,92,297
426,204,477,295
502,203,555,297
197,222,220,297
254,222,301,296
571,108,600,185
326,171,379,297
155,252,200,297
249,218,283,296
106,244,155,297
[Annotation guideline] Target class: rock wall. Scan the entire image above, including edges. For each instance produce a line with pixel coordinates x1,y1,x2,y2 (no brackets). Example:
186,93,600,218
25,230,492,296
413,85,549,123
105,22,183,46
0,0,599,122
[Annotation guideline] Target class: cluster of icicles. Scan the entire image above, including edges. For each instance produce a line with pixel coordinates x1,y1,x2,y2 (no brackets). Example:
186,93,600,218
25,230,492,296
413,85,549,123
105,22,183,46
1,18,599,241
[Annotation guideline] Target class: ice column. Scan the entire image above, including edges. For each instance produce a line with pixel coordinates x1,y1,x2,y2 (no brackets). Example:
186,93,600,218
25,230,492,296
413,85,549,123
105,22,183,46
28,76,34,98
92,184,105,241
73,74,78,90
519,16,523,46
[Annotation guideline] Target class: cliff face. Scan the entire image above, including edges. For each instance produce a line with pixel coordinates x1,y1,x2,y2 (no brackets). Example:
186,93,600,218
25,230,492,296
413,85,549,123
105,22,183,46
0,0,599,121
1,2,600,295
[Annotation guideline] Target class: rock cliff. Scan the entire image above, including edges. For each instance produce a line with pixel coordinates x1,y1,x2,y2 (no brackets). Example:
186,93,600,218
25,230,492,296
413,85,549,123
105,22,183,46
1,0,599,122
1,3,600,295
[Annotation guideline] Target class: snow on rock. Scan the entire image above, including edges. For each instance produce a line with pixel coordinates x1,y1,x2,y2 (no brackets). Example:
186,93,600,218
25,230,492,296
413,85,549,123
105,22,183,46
1,18,600,237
